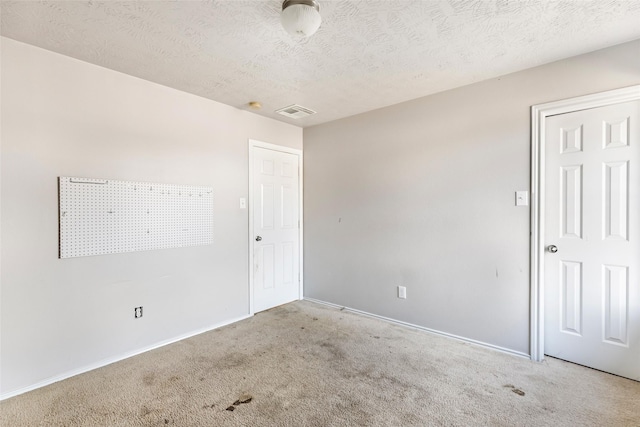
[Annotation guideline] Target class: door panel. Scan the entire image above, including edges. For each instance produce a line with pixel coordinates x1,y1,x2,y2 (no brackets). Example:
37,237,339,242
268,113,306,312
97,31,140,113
603,161,628,240
282,242,294,285
261,183,275,229
560,260,582,335
560,165,582,238
281,185,295,228
253,147,300,312
603,265,628,345
544,100,639,381
259,244,275,290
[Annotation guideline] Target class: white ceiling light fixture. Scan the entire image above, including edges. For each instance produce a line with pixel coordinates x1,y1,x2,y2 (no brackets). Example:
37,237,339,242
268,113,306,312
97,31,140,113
280,0,322,38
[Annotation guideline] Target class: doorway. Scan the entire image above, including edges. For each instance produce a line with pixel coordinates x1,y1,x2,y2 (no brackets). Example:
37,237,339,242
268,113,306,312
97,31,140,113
531,85,639,380
249,140,303,314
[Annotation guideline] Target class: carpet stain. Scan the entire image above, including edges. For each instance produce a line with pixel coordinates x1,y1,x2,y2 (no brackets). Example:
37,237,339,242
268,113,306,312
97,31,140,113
142,372,155,386
320,342,346,360
233,395,253,405
226,393,253,412
503,384,526,396
219,352,248,369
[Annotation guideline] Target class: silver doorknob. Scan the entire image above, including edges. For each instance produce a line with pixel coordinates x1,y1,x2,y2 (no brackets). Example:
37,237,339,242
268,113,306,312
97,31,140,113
255,236,262,242
547,245,558,253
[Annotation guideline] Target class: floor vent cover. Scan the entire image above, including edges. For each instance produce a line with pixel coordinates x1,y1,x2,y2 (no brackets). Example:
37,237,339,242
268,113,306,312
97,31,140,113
275,104,317,119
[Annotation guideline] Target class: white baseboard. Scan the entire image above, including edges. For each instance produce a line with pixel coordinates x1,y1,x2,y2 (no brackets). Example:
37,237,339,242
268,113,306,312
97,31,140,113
304,297,530,359
0,313,253,401
3,299,531,401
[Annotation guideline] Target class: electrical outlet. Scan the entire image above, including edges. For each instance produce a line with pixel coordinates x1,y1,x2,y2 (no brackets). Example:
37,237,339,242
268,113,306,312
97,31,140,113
134,306,143,318
398,286,407,299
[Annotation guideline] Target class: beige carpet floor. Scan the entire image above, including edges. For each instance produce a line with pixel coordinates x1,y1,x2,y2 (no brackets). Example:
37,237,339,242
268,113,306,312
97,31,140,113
1,300,639,426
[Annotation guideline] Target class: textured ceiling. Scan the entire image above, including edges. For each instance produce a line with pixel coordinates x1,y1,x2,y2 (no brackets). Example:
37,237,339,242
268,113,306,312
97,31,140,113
2,1,640,127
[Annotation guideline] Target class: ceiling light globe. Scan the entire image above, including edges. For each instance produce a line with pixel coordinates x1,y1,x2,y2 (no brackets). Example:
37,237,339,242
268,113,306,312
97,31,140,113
281,0,321,38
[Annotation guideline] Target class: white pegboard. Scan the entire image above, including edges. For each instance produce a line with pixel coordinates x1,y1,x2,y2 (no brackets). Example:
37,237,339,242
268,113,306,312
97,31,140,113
59,177,213,258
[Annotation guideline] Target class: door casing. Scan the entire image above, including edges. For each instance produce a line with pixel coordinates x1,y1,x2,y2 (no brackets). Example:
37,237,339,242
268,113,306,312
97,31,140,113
248,139,303,315
530,84,640,362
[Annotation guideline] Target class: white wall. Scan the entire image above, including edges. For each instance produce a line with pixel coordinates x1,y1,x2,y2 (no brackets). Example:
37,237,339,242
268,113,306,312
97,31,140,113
0,37,302,397
303,39,640,355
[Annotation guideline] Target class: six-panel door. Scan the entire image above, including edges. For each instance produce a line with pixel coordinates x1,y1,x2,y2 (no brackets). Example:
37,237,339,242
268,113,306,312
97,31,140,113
544,100,639,380
253,147,300,313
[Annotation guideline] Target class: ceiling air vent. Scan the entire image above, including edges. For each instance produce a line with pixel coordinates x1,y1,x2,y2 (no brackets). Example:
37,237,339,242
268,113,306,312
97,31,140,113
275,104,316,119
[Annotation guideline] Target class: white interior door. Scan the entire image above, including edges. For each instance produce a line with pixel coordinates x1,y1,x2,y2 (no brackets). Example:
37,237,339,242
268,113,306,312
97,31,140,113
544,100,639,380
252,146,300,313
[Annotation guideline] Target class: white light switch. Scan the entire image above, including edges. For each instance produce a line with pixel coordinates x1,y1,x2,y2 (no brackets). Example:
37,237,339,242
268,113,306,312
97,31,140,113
516,191,529,207
398,286,407,299
240,198,247,209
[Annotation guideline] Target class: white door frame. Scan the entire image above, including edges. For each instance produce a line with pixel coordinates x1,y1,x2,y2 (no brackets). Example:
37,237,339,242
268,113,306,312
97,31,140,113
530,84,640,362
248,139,303,315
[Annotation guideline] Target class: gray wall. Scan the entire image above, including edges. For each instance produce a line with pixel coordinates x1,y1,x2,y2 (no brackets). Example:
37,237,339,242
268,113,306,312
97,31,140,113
303,39,640,355
0,38,302,397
